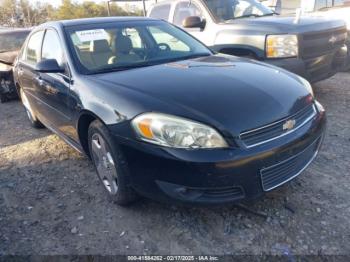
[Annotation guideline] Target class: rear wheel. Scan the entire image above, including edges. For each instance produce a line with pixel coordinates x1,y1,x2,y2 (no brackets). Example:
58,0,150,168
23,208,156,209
20,88,43,128
88,120,138,205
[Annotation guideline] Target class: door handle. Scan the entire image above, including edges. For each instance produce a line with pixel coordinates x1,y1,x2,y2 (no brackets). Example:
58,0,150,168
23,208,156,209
18,67,24,76
34,76,44,86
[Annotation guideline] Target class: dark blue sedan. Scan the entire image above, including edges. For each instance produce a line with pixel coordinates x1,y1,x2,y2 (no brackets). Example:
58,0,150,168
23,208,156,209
14,17,326,205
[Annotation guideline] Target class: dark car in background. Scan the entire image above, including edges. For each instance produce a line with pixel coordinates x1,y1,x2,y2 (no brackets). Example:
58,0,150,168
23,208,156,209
0,28,31,103
14,17,325,206
148,0,348,83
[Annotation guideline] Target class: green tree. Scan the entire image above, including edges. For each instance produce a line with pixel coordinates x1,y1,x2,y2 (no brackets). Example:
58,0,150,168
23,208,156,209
0,0,17,26
0,0,142,27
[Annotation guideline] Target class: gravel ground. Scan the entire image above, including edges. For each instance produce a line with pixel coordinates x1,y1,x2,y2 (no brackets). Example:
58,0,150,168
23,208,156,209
0,73,349,256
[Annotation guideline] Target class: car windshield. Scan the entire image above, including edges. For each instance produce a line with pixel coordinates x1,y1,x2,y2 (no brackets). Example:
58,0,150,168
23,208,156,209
310,0,347,11
203,0,274,22
0,31,29,53
66,21,212,74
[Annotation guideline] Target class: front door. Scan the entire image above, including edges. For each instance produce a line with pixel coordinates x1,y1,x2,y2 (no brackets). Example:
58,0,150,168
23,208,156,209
172,1,214,46
38,29,74,138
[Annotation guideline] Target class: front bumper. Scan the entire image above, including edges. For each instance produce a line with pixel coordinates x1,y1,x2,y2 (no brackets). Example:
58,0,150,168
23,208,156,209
110,105,326,205
267,45,347,83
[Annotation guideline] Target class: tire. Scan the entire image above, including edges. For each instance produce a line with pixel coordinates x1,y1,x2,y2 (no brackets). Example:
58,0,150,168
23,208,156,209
88,120,138,206
20,88,44,128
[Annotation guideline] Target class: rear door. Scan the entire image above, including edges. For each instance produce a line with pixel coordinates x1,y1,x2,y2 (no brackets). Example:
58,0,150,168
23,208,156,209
38,28,73,137
17,30,45,114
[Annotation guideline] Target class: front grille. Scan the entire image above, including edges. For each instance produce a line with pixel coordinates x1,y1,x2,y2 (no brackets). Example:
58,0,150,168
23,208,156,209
301,27,347,59
260,137,321,191
240,104,317,148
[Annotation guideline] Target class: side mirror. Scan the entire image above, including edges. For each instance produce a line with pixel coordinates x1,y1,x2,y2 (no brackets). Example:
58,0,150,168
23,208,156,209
35,59,65,73
183,16,206,29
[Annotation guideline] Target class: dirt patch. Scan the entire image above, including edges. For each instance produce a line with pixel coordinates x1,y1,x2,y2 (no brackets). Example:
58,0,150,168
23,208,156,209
0,73,350,255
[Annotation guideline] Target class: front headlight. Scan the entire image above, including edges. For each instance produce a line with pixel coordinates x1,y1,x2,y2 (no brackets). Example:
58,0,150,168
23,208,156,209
132,113,228,149
266,34,298,58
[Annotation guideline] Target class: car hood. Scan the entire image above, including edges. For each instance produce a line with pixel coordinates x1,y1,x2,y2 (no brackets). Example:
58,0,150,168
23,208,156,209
309,8,350,29
0,50,19,65
91,55,312,136
222,15,346,34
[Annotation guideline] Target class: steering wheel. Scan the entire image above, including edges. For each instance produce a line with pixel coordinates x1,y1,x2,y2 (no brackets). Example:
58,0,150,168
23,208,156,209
145,43,171,59
157,43,171,52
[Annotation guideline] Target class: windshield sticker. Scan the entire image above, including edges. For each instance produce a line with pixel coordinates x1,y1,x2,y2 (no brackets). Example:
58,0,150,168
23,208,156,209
76,29,108,42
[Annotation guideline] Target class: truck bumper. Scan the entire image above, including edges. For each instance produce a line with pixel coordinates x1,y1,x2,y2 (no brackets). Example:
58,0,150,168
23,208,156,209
267,44,348,83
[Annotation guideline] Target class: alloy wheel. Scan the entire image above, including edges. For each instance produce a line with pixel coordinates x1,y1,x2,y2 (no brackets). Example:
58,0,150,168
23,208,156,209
91,133,119,195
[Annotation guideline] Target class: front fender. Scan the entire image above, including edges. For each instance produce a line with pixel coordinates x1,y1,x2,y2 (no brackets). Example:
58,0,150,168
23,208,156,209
213,31,266,58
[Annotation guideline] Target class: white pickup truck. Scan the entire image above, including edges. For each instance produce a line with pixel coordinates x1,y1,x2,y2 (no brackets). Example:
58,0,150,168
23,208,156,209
148,0,348,82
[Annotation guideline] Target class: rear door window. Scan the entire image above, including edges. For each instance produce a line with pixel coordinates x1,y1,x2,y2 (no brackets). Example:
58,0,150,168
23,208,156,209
149,4,171,20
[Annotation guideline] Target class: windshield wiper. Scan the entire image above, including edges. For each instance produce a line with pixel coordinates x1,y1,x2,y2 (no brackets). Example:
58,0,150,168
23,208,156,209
225,12,276,21
89,54,211,74
173,53,211,61
90,62,157,74
225,14,260,21
258,13,276,17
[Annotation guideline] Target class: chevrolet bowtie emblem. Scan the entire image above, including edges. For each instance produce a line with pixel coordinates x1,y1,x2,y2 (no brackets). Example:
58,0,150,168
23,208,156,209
283,119,296,131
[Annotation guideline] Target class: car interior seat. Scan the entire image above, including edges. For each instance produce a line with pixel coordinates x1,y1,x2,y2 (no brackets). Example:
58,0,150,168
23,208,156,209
90,39,113,67
108,34,141,64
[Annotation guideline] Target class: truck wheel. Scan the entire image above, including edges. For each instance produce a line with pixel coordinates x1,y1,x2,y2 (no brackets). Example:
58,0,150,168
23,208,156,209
20,88,44,128
88,120,139,206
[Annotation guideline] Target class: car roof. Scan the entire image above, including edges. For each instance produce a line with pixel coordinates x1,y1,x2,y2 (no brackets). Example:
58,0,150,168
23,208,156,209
41,16,160,28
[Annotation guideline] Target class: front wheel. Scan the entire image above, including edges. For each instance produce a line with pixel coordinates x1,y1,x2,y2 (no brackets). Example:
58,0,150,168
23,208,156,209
88,120,138,205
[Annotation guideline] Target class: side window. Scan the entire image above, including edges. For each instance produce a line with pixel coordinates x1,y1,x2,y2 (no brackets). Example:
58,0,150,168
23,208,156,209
41,29,64,66
173,2,203,27
149,4,171,20
25,31,44,64
149,26,190,52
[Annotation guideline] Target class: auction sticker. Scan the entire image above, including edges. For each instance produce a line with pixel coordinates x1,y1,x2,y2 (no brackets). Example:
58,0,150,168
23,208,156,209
76,29,108,42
